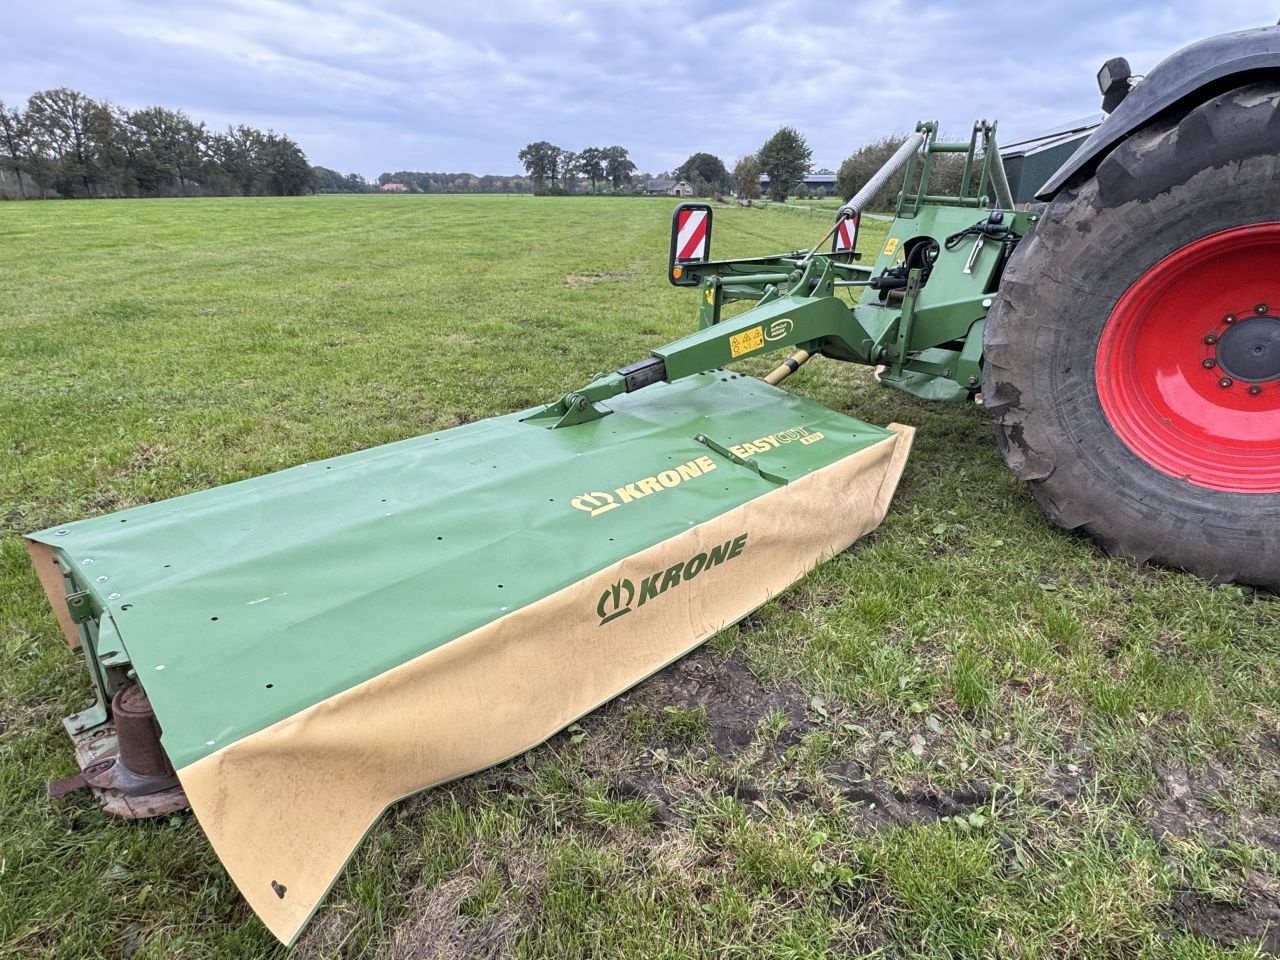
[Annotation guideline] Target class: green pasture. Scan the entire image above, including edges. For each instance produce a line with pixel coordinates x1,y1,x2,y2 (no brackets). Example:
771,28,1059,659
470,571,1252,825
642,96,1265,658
1,195,1276,959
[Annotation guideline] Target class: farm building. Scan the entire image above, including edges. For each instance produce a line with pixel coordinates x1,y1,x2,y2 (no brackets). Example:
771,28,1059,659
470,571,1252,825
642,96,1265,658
381,182,409,193
999,116,1103,204
758,172,837,193
644,179,694,197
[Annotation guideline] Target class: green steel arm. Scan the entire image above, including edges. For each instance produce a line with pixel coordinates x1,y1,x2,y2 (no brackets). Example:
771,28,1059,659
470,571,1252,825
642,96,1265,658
525,284,876,428
655,291,871,379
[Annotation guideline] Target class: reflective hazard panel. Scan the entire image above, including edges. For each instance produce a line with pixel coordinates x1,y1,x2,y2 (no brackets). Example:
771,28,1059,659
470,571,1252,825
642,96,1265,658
676,208,709,260
669,203,713,286
832,213,859,253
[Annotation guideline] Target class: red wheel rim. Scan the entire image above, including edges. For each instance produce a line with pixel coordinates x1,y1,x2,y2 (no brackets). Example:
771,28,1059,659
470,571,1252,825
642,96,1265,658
1096,223,1280,493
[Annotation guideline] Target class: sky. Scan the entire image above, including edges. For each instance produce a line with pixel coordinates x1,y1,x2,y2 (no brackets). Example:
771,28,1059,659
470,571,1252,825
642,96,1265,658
3,1,1277,179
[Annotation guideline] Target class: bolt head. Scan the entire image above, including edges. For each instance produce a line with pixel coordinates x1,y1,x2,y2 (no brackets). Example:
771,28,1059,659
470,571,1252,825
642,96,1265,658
1219,377,1234,388
1249,385,1262,396
1224,314,1236,324
1202,358,1216,369
1256,303,1269,315
1204,333,1217,345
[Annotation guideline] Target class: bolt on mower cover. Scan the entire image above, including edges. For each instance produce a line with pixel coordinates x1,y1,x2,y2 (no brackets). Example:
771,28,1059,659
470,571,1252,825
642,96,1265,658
27,372,912,945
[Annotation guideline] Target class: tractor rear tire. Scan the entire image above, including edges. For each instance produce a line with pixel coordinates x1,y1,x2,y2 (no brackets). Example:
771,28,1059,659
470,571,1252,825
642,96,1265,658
984,83,1280,592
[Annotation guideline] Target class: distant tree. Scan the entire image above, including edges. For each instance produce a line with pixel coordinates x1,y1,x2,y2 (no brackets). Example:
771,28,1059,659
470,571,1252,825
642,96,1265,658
518,140,559,190
0,100,31,198
756,126,811,201
26,87,113,197
676,152,730,196
549,147,564,188
558,150,578,192
578,146,605,193
104,105,147,196
312,166,346,192
128,106,205,195
732,153,761,201
603,145,635,190
236,129,263,192
260,132,311,195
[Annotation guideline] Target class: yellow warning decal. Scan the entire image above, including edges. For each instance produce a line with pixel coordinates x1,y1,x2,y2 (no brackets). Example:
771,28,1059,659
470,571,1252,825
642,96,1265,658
883,237,900,257
730,325,764,358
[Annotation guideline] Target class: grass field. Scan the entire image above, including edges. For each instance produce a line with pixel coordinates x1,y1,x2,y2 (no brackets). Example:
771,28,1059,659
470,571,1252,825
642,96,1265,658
1,194,1277,960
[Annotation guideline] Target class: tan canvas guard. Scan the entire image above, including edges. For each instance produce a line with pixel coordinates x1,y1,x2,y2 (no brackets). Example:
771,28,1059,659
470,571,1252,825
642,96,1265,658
176,425,912,943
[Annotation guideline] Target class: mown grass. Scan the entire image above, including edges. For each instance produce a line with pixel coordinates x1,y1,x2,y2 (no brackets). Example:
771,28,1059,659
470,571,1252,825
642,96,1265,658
1,195,1277,959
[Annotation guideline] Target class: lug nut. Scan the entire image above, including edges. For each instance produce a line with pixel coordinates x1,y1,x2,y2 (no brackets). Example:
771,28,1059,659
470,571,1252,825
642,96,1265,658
1202,358,1216,369
1249,385,1262,396
1224,314,1236,324
1204,333,1218,345
1219,377,1234,388
1255,303,1269,315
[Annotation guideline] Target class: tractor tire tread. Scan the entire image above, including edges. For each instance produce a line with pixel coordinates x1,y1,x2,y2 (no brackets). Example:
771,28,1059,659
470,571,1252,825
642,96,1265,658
983,82,1280,590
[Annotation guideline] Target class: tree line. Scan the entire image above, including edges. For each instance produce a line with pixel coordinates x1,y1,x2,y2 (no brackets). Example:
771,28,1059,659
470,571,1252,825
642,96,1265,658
516,144,637,194
0,89,980,211
0,87,311,199
377,171,537,194
529,125,974,212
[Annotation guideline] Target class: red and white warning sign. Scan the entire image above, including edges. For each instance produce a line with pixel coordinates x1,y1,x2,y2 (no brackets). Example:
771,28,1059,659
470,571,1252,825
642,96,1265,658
675,207,709,261
833,213,859,252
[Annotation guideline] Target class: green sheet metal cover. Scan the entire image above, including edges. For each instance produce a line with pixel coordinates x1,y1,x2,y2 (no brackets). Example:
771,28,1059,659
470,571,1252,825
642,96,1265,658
31,372,894,770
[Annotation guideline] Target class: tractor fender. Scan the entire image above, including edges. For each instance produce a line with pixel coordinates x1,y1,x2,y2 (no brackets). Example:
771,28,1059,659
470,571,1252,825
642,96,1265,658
1037,24,1280,199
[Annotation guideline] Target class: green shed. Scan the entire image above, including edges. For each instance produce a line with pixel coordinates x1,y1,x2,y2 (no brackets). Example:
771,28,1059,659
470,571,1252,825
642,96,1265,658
1001,116,1103,205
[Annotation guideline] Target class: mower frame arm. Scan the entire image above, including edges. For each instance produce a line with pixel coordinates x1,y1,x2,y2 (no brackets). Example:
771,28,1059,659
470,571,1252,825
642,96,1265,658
524,258,876,429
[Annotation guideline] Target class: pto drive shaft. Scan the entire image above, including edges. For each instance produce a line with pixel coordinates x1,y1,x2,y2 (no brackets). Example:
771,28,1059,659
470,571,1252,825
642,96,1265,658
764,350,812,386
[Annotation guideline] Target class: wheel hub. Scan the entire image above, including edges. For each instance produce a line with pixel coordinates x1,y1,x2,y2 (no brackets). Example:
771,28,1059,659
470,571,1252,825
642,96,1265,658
1095,223,1280,493
1215,314,1280,383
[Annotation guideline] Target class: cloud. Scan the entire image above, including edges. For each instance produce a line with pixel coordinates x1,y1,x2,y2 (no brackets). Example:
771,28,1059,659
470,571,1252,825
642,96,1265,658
2,0,1277,176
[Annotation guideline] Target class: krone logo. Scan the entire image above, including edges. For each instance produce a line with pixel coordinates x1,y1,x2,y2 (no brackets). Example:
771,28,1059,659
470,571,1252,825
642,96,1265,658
596,533,748,626
764,318,794,341
569,456,718,519
597,578,635,624
571,491,620,517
